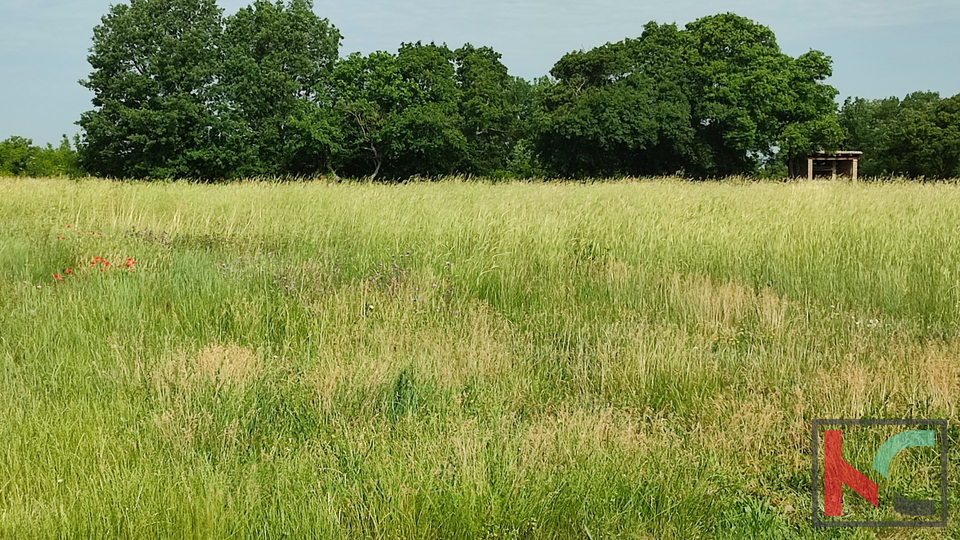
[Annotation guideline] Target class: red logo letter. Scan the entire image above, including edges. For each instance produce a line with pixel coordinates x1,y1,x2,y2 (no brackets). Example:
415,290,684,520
823,430,879,516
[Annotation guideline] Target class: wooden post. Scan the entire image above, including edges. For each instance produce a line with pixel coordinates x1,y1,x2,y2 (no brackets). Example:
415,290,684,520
808,157,814,180
851,158,858,181
831,161,837,180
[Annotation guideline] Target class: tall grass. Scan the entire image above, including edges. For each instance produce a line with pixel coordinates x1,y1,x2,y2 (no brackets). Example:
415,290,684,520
0,177,958,538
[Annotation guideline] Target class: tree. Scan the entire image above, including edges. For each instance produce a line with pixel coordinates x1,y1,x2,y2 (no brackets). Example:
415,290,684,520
384,42,466,178
535,23,697,177
0,136,82,177
533,15,838,178
330,51,399,180
839,92,960,178
893,93,960,178
0,136,35,176
452,44,523,176
29,137,83,177
838,95,904,176
77,0,237,179
222,0,341,177
332,43,466,180
683,13,840,176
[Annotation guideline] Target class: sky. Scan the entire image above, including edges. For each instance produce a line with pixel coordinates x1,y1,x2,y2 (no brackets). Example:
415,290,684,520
2,0,959,146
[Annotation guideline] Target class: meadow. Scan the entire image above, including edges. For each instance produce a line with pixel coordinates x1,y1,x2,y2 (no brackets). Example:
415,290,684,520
0,176,958,538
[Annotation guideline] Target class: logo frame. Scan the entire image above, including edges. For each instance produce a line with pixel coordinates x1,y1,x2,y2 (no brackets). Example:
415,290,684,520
811,418,948,528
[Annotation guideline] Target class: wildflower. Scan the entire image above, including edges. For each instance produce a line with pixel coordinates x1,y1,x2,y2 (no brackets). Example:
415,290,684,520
53,274,63,281
90,261,96,266
103,261,110,267
66,225,71,228
58,235,65,240
65,269,73,275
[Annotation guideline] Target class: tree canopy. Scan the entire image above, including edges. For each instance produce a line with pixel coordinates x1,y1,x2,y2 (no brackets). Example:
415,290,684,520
536,14,842,178
67,2,956,181
221,0,341,177
78,0,233,179
0,136,81,177
840,92,960,179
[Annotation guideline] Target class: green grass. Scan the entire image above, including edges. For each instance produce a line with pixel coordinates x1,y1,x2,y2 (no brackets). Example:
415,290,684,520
1,176,958,538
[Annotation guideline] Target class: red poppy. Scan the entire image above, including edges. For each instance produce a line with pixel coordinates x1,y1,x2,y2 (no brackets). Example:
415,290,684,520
66,225,71,228
103,261,111,267
90,261,96,266
58,235,65,240
65,269,72,275
53,274,63,281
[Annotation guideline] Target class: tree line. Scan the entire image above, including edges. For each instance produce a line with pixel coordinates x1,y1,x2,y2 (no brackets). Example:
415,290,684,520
3,0,958,180
838,92,960,179
0,136,82,177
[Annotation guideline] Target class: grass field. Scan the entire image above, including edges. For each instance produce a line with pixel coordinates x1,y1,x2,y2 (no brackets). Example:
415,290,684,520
1,176,959,538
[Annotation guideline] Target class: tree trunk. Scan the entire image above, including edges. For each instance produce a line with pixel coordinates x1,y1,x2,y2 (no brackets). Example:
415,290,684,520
370,154,382,182
325,154,340,181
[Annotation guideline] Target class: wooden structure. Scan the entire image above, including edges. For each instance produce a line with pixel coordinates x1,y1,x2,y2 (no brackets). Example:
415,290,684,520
804,151,863,180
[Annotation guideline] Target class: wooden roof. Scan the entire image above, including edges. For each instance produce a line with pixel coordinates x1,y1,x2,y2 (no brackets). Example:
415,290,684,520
811,150,863,157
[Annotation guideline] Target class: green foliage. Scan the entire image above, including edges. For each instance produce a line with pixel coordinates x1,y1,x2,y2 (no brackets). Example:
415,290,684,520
536,23,695,177
74,2,860,181
383,42,466,178
840,92,960,178
221,0,342,177
332,43,467,180
0,136,82,177
79,4,960,181
0,136,34,176
536,14,840,178
684,15,840,175
453,44,529,176
77,0,236,179
330,50,400,180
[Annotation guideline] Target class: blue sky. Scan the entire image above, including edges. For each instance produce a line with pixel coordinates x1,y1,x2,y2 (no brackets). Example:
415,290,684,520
2,0,959,146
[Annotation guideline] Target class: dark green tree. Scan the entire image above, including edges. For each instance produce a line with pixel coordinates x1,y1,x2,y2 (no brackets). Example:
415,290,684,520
535,14,840,178
452,44,524,176
385,42,466,178
77,0,236,179
892,93,960,178
332,43,466,180
222,0,341,177
0,136,35,176
683,13,840,176
841,92,960,178
535,23,696,177
837,95,905,176
330,51,400,180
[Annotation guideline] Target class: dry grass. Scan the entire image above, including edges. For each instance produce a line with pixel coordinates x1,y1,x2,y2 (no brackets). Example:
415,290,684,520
156,343,261,391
